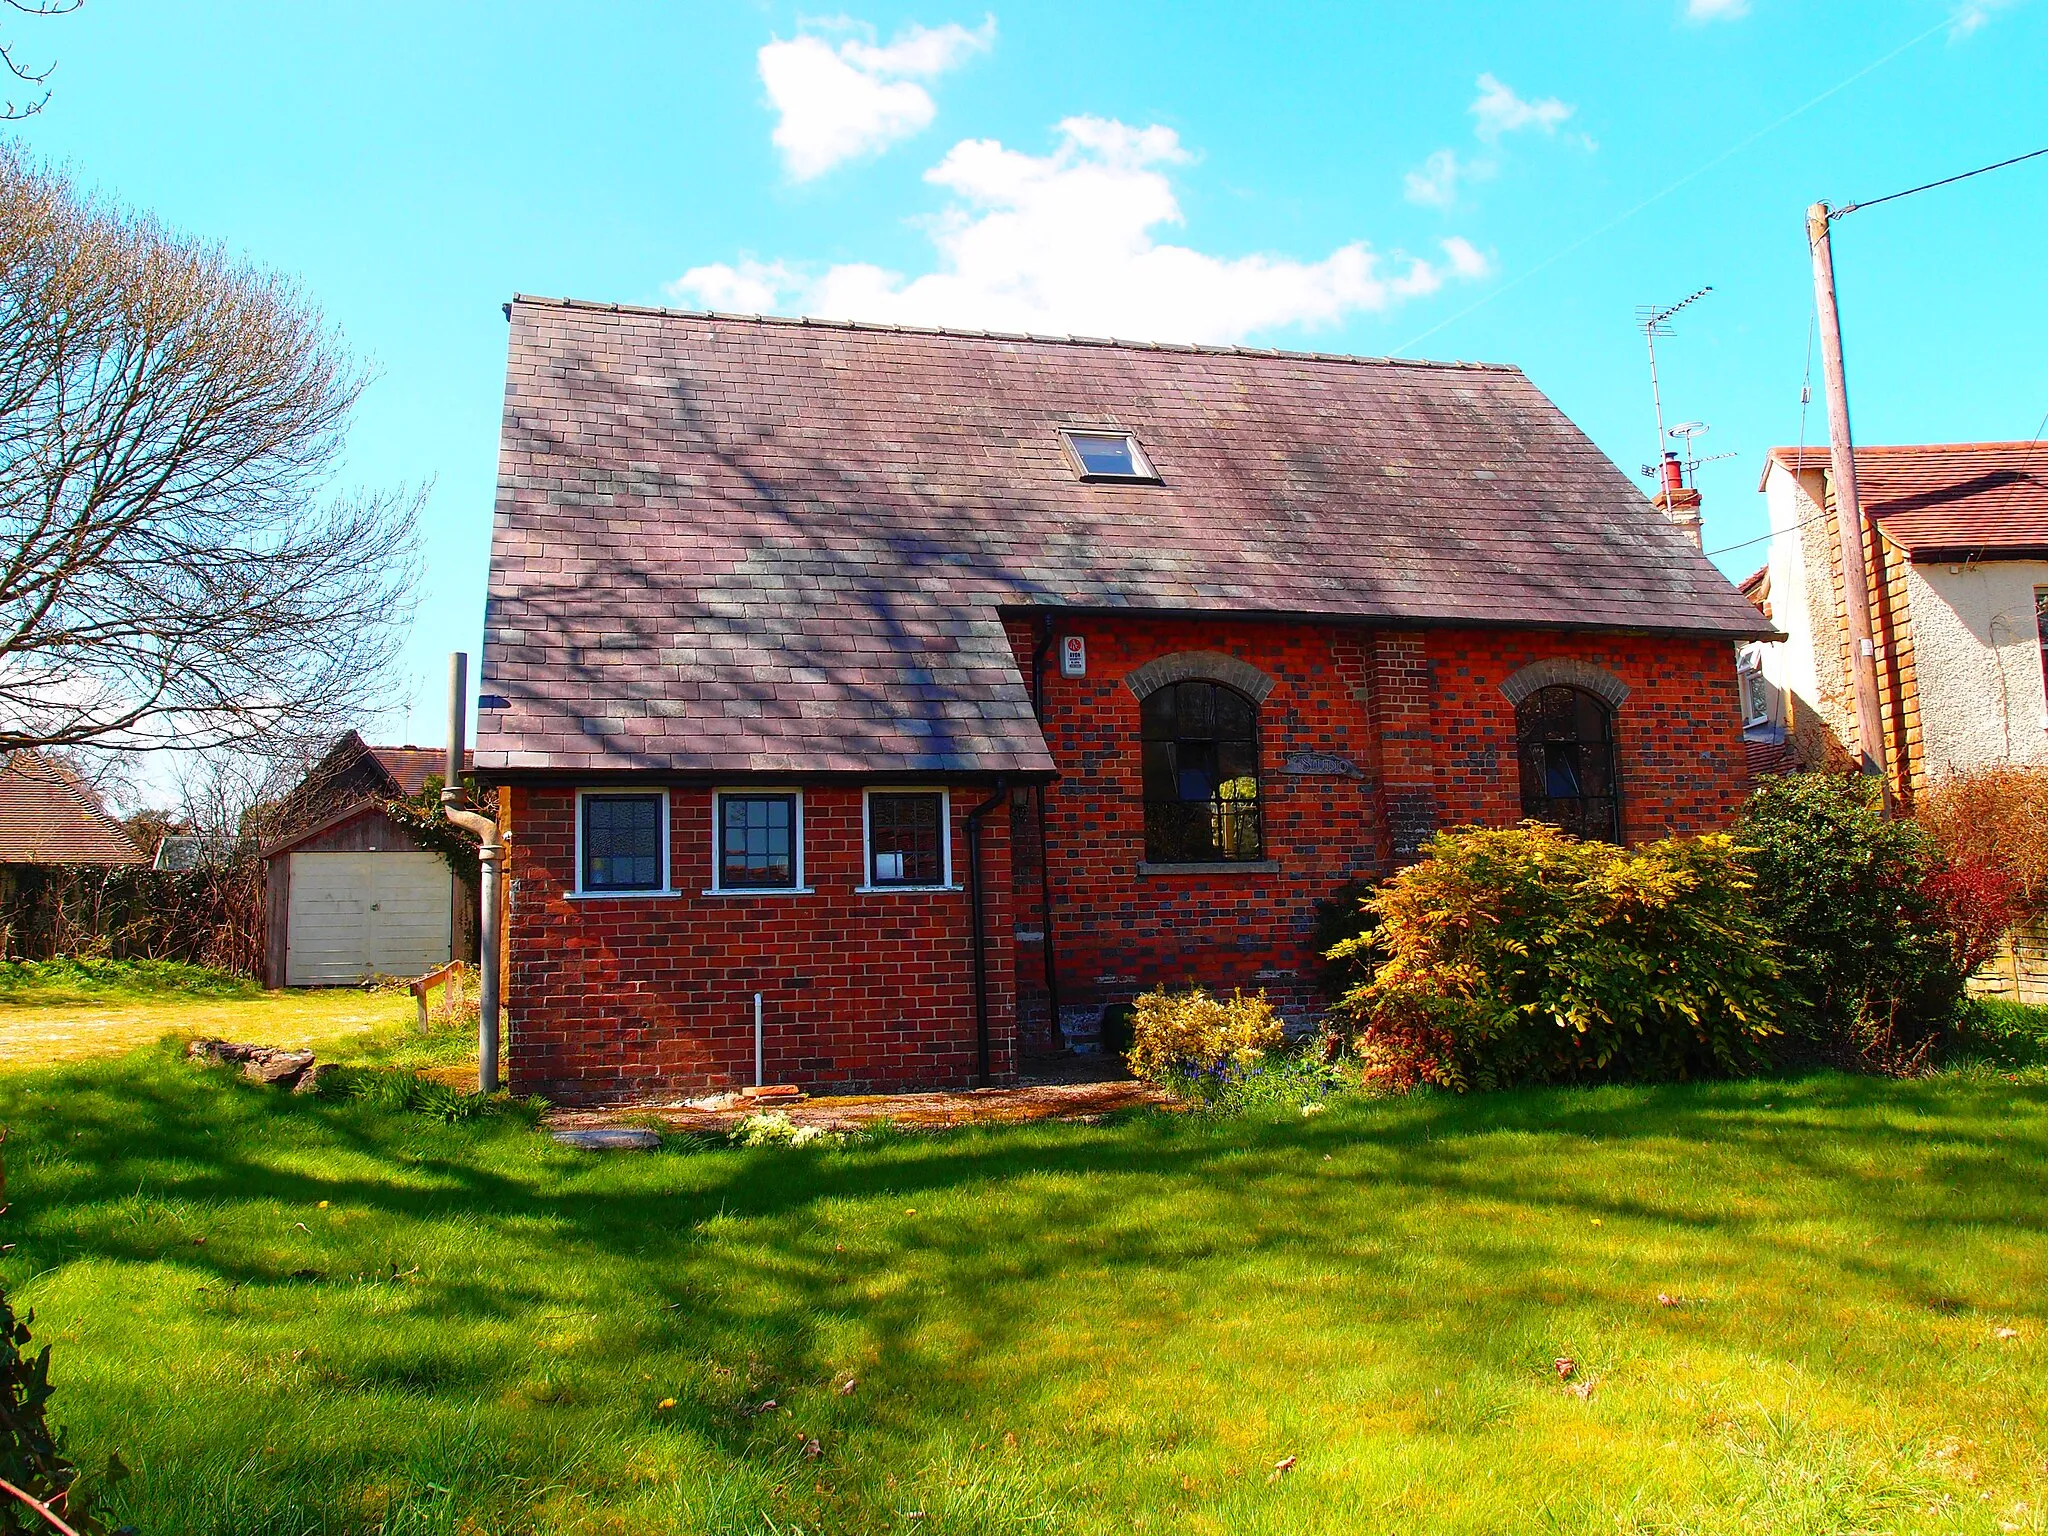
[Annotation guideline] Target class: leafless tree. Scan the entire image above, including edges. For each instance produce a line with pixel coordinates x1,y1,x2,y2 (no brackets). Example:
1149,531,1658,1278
0,146,422,756
1,0,79,119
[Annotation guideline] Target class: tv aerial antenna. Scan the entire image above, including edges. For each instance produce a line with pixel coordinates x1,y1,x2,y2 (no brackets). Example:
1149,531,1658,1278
1645,420,1739,488
1635,286,1713,484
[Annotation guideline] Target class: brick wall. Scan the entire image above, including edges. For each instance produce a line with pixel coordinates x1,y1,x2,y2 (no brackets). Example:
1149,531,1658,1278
499,619,1746,1099
1005,616,1386,1040
1427,628,1750,838
1007,617,1748,1044
502,783,1014,1104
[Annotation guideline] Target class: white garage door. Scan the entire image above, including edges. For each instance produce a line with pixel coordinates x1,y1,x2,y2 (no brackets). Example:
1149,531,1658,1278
286,851,453,986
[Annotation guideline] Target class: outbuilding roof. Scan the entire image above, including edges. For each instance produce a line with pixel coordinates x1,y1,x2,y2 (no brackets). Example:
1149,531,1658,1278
0,751,146,867
479,298,1771,776
1765,443,2048,560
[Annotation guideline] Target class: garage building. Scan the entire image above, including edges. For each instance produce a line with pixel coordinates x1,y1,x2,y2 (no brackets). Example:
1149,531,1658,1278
261,735,478,987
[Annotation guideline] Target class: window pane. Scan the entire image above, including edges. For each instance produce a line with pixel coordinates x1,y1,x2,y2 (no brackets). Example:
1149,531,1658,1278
2036,587,2048,709
1070,432,1139,476
869,792,944,885
583,794,662,891
1515,686,1619,842
1141,741,1177,801
1141,688,1178,742
1141,680,1262,863
719,795,796,888
1215,687,1254,738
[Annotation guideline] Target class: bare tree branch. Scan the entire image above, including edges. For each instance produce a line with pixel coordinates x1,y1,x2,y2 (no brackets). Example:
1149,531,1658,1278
0,0,79,119
0,147,422,756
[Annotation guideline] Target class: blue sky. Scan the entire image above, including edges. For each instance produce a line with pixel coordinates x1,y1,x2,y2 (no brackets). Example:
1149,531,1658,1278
11,0,2046,750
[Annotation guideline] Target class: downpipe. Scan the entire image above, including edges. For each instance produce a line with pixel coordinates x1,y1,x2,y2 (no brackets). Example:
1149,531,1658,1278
1028,619,1064,1049
443,652,504,1094
964,780,1009,1088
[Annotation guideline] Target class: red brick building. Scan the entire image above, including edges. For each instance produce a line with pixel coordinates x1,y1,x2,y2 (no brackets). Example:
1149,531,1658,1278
477,298,1770,1103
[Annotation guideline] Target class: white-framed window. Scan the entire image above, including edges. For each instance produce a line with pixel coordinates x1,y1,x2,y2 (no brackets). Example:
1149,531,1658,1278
860,788,954,892
574,788,670,896
1735,644,1774,729
710,788,808,894
1058,428,1159,483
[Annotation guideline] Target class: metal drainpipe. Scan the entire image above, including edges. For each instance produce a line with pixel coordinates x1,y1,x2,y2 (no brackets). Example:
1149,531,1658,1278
1028,619,1064,1048
443,652,505,1094
964,779,1010,1088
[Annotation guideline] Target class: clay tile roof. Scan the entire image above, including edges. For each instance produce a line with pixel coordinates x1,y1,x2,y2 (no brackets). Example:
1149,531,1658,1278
0,751,147,866
1766,443,2048,559
364,745,466,797
480,298,1772,776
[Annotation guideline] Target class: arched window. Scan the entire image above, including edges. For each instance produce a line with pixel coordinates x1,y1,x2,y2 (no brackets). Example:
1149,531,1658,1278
1516,685,1620,841
1141,680,1263,863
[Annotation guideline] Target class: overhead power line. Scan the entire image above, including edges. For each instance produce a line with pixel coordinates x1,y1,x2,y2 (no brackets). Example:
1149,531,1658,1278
1835,146,2048,218
1389,14,1949,357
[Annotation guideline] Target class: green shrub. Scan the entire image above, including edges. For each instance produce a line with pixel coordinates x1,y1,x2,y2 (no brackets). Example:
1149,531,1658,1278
1123,987,1284,1099
1736,773,1964,1068
314,1065,544,1125
1177,1047,1355,1115
1333,823,1780,1092
1946,997,2048,1070
0,1284,129,1534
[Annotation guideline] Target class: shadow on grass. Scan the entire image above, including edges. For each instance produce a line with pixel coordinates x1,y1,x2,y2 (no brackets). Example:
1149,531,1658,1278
4,1045,2046,1532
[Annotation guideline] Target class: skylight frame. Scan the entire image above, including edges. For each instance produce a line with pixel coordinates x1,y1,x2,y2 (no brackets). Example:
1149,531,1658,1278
1058,428,1161,484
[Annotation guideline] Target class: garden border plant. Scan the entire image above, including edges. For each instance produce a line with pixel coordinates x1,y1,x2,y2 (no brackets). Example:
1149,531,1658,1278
1331,822,1783,1092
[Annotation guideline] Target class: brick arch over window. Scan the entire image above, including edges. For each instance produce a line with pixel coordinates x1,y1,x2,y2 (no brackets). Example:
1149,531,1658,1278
1498,658,1630,709
1123,651,1277,704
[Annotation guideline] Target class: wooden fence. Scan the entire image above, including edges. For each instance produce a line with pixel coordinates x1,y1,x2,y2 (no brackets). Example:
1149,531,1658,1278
1969,915,2048,1006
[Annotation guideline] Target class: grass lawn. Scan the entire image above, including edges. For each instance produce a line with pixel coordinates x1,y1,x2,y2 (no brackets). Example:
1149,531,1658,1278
0,958,424,1068
4,1043,2046,1534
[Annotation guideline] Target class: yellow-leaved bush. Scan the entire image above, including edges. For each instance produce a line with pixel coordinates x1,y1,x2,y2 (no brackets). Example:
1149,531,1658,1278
1124,986,1284,1085
1329,822,1782,1092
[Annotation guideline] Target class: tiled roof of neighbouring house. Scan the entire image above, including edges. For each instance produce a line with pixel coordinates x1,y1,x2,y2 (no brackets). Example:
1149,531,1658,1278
1766,443,2048,559
480,298,1773,775
264,733,472,853
363,744,463,798
0,751,147,866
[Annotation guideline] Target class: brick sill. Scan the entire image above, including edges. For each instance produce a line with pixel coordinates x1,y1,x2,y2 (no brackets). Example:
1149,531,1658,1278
1137,860,1280,877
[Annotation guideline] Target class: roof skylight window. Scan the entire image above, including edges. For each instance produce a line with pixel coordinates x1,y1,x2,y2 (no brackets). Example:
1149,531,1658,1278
1061,430,1157,482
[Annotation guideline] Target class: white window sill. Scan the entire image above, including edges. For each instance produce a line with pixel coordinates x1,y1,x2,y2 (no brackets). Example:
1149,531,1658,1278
1136,860,1280,877
702,886,816,898
564,888,686,901
854,884,963,895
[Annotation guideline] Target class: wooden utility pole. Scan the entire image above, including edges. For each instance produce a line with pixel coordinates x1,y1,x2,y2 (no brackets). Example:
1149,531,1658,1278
1807,201,1889,796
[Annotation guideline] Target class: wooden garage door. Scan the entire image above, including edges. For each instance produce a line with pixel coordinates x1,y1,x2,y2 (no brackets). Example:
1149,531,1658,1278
286,851,453,986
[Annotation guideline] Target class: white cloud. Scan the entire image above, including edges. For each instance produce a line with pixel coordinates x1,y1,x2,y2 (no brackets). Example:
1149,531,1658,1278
1950,0,2018,35
672,117,1485,344
1440,236,1493,281
1406,74,1578,211
1469,73,1574,142
1685,0,1751,20
674,258,796,313
1403,148,1463,209
758,16,995,180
